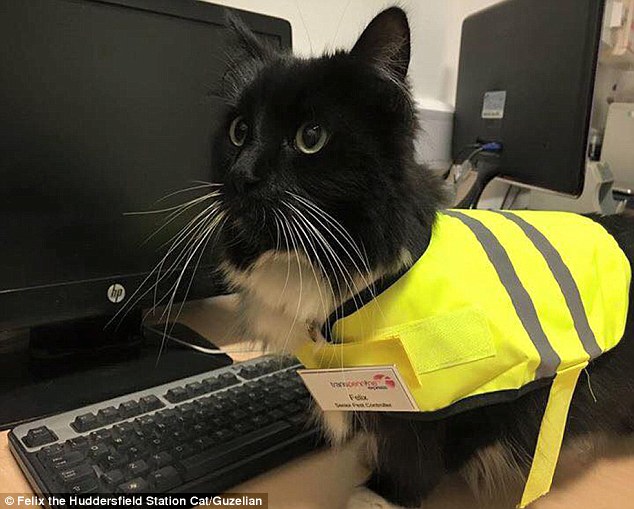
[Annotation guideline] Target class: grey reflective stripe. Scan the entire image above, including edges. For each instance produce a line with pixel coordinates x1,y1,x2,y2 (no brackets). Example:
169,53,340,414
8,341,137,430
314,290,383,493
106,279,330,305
444,210,560,378
495,211,603,360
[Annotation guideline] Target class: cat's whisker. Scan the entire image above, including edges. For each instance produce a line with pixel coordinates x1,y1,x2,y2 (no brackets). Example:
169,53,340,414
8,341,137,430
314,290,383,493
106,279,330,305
154,201,222,254
283,201,368,374
287,192,384,324
288,191,372,275
151,204,224,313
157,210,227,333
153,183,223,205
288,208,339,321
285,203,349,372
144,193,222,247
156,211,228,364
278,211,304,356
294,0,313,56
284,198,367,311
273,209,293,310
124,190,220,216
108,202,224,329
157,211,226,327
283,201,345,307
288,214,328,319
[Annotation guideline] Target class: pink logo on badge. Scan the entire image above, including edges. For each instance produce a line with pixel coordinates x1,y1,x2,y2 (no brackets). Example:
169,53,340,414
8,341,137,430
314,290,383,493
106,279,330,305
373,373,396,389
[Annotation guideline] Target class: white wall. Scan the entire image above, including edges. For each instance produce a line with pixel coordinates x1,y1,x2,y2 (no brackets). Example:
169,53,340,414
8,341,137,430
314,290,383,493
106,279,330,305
204,0,502,111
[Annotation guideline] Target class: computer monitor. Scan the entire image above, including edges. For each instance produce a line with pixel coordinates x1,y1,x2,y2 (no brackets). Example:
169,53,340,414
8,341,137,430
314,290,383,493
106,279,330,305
0,0,290,330
452,0,604,196
0,0,291,426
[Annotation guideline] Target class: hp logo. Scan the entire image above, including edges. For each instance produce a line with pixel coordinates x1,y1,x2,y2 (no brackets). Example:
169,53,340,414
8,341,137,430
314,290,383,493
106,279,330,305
107,283,126,304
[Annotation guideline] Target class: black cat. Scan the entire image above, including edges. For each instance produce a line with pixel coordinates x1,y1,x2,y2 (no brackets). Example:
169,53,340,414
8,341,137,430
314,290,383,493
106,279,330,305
210,7,634,508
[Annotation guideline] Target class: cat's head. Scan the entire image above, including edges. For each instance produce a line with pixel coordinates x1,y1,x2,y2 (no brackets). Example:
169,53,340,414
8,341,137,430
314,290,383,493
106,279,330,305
213,7,445,301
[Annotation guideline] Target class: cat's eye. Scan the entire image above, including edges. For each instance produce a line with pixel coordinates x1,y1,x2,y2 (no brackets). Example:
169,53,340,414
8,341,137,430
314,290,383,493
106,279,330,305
295,122,328,154
229,116,248,147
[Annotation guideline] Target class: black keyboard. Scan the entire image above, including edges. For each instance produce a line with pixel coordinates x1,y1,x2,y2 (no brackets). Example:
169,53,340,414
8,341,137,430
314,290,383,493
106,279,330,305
9,355,321,504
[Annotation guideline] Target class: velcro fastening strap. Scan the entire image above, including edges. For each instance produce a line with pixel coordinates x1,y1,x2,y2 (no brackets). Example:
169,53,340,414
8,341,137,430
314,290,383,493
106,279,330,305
519,362,587,508
382,307,496,377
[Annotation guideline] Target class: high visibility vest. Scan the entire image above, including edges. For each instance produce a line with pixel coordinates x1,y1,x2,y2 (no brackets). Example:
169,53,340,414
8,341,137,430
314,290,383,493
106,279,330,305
296,209,631,508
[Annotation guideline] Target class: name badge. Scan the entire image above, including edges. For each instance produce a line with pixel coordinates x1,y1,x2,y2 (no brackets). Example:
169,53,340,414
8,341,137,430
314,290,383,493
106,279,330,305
298,366,419,412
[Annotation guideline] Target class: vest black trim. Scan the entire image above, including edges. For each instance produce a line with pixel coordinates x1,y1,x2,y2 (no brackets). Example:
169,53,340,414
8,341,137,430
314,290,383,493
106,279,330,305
376,376,554,421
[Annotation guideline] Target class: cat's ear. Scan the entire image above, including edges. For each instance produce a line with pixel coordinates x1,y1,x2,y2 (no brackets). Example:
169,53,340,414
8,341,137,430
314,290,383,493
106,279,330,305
351,7,411,82
225,11,275,61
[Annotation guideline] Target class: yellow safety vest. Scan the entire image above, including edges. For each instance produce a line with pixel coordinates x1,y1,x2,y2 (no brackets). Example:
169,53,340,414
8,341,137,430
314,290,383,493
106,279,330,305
296,209,631,508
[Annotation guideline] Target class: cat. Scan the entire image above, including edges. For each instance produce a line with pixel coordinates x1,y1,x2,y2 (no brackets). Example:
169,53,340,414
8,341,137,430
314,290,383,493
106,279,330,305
210,7,634,508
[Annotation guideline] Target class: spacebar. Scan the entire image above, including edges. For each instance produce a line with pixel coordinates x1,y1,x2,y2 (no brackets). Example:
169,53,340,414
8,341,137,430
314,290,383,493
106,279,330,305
178,421,294,482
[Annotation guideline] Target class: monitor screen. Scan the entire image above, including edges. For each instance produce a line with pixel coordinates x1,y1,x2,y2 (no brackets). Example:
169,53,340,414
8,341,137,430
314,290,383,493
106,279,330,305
452,0,603,196
0,0,290,327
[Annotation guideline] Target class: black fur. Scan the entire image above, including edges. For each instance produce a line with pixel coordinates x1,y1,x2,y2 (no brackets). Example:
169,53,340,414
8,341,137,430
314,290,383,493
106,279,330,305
213,7,634,508
214,7,444,279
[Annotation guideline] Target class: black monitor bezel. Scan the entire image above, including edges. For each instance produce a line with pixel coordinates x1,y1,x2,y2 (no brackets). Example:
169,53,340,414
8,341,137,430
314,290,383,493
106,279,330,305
0,0,291,330
452,0,604,197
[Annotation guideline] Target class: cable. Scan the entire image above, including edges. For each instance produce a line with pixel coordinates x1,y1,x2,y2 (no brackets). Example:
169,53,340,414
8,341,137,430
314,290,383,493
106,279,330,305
452,142,503,209
441,143,482,179
143,325,265,356
455,156,501,209
442,143,502,181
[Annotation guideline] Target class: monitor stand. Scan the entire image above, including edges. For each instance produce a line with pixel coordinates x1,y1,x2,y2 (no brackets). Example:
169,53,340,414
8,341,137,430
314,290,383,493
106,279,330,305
0,311,232,430
513,161,627,214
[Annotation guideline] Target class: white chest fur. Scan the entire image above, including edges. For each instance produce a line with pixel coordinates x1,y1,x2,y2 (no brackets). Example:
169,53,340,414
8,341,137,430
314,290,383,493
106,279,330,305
221,251,334,354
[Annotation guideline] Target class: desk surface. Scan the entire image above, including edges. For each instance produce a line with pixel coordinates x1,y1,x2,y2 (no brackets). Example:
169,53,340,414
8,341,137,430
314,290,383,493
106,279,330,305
2,296,634,509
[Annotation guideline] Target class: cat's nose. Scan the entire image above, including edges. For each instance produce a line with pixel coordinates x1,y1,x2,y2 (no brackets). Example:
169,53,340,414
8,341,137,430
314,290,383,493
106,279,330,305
229,168,261,194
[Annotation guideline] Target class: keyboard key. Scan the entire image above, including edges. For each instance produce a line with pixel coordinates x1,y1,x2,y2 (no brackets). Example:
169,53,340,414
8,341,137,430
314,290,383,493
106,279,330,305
66,437,89,455
164,387,188,403
211,429,236,442
148,466,181,492
67,476,99,494
139,395,164,412
288,413,308,427
136,416,156,431
234,422,256,434
97,406,120,424
230,409,248,420
251,414,272,427
117,477,149,494
155,409,178,424
218,372,240,388
102,469,124,487
238,365,260,379
176,402,195,417
203,376,221,391
40,443,64,457
48,451,85,470
72,413,99,432
118,400,141,418
124,445,146,461
58,463,95,485
101,451,128,470
87,443,109,460
172,443,193,459
126,459,149,478
89,429,112,443
193,436,215,450
23,426,58,448
185,381,206,397
113,421,135,436
269,408,286,421
178,422,294,482
148,451,172,469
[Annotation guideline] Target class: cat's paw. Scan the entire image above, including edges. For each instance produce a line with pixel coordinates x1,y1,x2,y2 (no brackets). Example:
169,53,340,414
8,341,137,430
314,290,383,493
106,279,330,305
346,487,406,509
